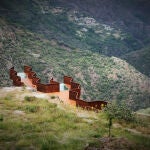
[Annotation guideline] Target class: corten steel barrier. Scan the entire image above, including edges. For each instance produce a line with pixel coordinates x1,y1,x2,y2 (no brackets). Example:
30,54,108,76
69,81,81,100
9,67,24,86
32,77,41,85
68,77,107,110
69,90,79,100
64,76,73,85
36,78,60,93
76,99,107,110
49,78,60,92
24,66,32,74
9,67,15,78
23,66,60,93
71,82,80,89
28,71,36,79
71,82,81,98
36,83,60,93
24,66,36,83
10,66,107,110
10,70,17,79
76,99,89,108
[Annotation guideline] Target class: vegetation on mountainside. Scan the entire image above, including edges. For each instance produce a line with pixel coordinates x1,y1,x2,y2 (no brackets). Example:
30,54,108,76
123,46,150,77
0,0,150,111
0,89,149,150
104,101,135,137
0,0,146,56
0,18,150,110
137,107,150,116
105,101,135,122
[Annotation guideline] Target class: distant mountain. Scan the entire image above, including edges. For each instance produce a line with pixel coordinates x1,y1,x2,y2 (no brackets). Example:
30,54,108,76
0,0,150,57
0,0,150,110
56,0,150,41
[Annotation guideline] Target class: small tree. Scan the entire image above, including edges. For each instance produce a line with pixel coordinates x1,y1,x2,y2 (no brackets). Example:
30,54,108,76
0,114,3,122
104,101,135,137
104,102,116,137
108,117,112,137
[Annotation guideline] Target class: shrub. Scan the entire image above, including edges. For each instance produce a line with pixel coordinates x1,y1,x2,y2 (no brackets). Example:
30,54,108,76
104,101,135,122
50,96,55,99
4,95,12,100
25,105,39,113
48,103,57,108
24,96,37,102
0,114,3,122
104,101,135,137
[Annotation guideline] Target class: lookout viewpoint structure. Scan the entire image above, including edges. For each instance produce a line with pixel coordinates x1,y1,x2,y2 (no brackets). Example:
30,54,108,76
9,66,107,111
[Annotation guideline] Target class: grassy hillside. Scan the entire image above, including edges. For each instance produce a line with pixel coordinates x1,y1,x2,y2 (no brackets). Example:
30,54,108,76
0,18,150,110
0,88,149,150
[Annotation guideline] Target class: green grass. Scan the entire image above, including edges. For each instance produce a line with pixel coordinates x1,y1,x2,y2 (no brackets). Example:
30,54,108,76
0,93,102,149
112,128,150,149
0,91,149,150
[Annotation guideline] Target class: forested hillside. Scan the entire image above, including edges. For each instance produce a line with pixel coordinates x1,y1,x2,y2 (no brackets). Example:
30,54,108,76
123,46,150,77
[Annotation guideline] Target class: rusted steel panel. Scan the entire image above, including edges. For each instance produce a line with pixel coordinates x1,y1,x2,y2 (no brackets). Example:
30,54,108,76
64,76,73,85
10,71,17,79
69,77,107,110
13,79,24,86
51,83,60,92
76,99,88,108
9,67,24,87
37,83,60,93
88,101,107,109
9,67,15,74
12,75,21,81
71,88,81,98
71,82,80,89
24,66,32,73
76,99,107,110
69,90,79,100
37,83,45,92
28,71,36,79
32,77,41,85
50,80,59,84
